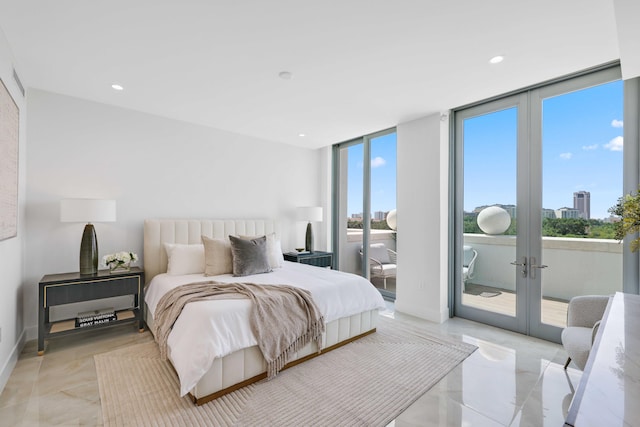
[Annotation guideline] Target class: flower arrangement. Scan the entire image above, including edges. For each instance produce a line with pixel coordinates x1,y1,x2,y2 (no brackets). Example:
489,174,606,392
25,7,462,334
609,188,640,252
103,251,138,272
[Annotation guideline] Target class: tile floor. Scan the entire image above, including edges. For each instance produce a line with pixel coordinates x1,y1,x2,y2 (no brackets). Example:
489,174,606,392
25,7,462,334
0,304,580,426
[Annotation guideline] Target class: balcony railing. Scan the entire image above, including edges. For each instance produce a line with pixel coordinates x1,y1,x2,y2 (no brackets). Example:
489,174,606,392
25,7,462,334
463,233,622,327
464,234,622,299
338,230,621,327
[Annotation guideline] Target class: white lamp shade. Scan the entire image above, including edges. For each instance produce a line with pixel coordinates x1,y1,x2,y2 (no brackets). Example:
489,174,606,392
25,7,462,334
297,206,323,222
60,199,116,223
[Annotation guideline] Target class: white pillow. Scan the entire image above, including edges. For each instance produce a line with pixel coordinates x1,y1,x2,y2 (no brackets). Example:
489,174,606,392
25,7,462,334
164,243,205,275
239,232,284,269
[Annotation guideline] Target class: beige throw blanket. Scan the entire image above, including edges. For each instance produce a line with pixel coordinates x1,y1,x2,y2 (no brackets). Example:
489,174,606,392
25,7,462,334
153,281,325,379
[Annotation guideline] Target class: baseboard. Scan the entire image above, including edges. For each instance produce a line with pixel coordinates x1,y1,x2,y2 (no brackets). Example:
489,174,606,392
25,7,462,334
394,300,448,323
0,328,27,394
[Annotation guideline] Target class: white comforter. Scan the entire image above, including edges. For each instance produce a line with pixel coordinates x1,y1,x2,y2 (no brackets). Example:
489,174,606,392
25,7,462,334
145,261,386,396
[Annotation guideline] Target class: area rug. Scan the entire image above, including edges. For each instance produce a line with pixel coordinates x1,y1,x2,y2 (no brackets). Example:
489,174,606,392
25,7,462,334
95,316,476,427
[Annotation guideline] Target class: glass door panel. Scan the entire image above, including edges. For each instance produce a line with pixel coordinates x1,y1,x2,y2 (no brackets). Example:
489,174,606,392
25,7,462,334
455,94,527,335
538,80,624,330
369,132,397,299
461,107,518,316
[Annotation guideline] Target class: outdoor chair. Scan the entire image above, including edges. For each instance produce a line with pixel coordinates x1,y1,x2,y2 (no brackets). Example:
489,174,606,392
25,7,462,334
462,245,478,293
360,243,397,289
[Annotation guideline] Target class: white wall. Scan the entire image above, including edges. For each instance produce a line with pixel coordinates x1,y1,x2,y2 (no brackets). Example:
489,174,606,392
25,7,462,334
0,29,27,392
394,113,449,322
24,90,322,332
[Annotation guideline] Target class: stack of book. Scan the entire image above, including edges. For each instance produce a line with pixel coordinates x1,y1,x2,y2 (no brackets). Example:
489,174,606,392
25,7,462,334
75,307,116,328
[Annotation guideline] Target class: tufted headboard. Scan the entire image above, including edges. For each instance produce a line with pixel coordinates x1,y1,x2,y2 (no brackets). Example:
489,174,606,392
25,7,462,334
143,219,278,284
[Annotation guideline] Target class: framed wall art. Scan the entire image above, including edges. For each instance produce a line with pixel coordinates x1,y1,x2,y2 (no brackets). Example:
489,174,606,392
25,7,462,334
0,78,19,241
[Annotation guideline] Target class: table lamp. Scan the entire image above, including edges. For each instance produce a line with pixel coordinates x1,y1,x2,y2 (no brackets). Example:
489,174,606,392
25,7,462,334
60,199,116,275
297,206,323,253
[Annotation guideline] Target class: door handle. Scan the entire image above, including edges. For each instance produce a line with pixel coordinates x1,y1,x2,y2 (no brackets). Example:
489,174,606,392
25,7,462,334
529,257,548,279
510,256,527,278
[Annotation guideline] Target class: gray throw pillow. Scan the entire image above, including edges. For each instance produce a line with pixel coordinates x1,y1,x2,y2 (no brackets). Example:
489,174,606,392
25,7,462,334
229,235,272,277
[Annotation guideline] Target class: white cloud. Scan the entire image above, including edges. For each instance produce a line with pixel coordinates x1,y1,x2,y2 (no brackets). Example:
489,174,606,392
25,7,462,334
604,136,623,151
582,144,598,150
559,152,573,160
611,119,624,128
371,156,386,168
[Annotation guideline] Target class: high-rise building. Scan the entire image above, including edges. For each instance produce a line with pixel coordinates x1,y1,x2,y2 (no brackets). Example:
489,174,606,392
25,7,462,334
573,191,590,219
373,211,386,221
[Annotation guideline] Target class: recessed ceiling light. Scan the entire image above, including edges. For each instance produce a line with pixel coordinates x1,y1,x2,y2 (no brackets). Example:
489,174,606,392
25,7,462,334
489,56,504,64
298,133,306,137
111,83,124,91
278,71,293,80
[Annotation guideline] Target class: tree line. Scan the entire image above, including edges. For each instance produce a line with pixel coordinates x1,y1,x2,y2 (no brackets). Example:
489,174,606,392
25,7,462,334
463,214,618,239
347,219,392,230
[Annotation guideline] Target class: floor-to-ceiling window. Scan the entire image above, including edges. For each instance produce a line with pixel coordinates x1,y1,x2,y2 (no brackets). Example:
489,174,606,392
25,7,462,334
453,66,624,342
333,129,397,299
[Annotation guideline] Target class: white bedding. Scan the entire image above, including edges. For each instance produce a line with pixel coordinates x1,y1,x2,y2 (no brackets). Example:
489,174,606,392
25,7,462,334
145,261,386,396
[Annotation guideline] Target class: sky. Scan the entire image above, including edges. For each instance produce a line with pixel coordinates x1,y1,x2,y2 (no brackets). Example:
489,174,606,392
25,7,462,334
464,79,623,219
347,132,397,216
345,79,623,220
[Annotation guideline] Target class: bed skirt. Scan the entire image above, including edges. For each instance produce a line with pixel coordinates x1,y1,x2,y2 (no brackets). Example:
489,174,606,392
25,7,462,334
145,305,379,404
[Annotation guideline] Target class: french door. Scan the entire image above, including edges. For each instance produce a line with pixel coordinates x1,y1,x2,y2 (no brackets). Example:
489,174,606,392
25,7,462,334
454,67,623,342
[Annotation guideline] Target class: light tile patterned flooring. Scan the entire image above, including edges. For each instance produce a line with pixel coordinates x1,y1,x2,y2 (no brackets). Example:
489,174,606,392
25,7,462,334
0,304,580,426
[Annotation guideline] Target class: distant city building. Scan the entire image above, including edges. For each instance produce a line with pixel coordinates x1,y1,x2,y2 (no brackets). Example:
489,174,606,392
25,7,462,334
556,207,581,219
503,205,517,219
351,213,363,219
542,209,557,219
573,191,591,219
474,204,516,218
373,211,386,221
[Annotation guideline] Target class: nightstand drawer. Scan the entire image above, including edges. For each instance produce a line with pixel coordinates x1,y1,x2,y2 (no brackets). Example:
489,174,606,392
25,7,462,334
284,251,333,269
44,276,141,307
299,255,332,268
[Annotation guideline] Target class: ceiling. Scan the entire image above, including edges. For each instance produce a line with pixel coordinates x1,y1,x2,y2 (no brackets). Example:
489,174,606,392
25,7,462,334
0,0,638,149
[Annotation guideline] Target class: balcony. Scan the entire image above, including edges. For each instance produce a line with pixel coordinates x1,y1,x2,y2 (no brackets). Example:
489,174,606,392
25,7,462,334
463,233,622,328
339,230,622,328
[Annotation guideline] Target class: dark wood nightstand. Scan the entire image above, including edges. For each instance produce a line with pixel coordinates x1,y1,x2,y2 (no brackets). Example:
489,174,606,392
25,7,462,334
284,251,333,268
38,267,145,355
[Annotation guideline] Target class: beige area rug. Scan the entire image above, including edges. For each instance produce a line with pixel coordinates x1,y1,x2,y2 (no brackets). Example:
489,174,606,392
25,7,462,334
95,316,476,427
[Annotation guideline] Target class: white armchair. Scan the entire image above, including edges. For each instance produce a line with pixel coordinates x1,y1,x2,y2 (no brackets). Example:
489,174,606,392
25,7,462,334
561,295,610,370
360,243,397,289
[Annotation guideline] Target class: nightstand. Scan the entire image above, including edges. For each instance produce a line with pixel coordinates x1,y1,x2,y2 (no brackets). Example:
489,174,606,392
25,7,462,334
38,267,145,355
284,251,333,268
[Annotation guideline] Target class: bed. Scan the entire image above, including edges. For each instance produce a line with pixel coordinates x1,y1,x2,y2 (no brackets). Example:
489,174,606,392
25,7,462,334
143,218,386,405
